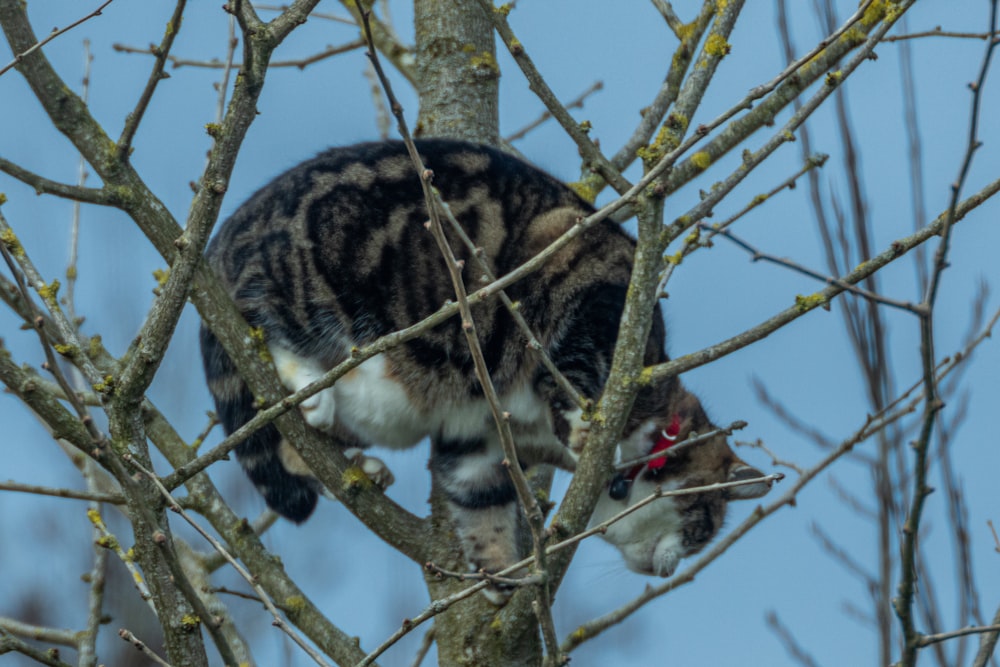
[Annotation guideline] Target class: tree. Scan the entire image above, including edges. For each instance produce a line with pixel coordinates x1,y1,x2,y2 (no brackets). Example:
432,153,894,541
1,1,998,665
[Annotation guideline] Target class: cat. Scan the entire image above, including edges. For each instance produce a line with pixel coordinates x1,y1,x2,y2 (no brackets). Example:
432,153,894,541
200,138,771,593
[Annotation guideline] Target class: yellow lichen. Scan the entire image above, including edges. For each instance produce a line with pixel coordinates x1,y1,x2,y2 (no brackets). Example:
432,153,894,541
665,251,684,266
87,334,103,360
86,508,103,526
153,268,169,287
860,0,888,27
794,293,827,313
53,344,77,357
825,70,843,86
180,614,201,630
666,113,688,132
0,193,7,205
495,3,512,18
567,181,598,204
469,51,499,75
96,535,118,550
691,151,712,170
676,21,697,42
249,326,271,363
638,124,680,165
840,26,866,45
1,228,24,258
342,466,373,491
638,366,654,386
284,595,307,614
751,193,769,206
38,279,61,303
704,34,731,57
92,374,115,394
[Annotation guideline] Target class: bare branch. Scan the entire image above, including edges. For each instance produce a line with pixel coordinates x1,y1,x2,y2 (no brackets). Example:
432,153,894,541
0,480,123,505
505,80,603,143
118,629,176,667
0,0,114,77
895,3,999,663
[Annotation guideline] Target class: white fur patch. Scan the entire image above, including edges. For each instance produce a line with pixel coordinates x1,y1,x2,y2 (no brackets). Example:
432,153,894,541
590,478,684,577
271,345,337,432
333,354,427,447
562,407,588,459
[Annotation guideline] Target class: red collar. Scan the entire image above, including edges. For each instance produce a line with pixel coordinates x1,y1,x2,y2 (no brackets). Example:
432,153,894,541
609,414,682,500
625,413,682,481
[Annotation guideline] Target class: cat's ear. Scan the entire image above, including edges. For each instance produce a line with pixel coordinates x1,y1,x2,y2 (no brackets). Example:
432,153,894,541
724,462,772,500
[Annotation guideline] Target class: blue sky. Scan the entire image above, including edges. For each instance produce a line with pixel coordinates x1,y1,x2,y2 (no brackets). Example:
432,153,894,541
1,1,999,665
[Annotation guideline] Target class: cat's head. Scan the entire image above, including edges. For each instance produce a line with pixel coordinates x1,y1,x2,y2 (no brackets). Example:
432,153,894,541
593,388,772,577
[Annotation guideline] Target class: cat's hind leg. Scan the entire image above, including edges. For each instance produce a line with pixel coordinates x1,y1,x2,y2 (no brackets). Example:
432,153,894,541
430,436,524,603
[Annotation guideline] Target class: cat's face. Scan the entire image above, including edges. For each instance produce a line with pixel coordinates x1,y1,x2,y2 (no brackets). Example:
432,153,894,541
594,418,772,578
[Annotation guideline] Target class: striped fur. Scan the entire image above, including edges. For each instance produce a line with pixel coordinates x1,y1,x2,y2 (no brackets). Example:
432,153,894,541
201,139,770,588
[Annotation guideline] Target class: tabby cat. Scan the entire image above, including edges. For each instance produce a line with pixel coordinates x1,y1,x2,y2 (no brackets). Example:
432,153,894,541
200,139,771,591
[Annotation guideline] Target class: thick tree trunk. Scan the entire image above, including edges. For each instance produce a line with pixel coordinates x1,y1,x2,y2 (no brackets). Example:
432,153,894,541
425,483,542,667
412,3,542,665
414,0,499,143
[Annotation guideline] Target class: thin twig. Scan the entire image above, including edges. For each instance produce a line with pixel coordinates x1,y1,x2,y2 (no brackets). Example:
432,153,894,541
424,563,543,588
479,0,631,195
0,0,114,77
86,508,157,614
895,2,999,664
710,225,920,313
254,3,354,24
657,154,829,297
118,629,176,667
918,624,1000,648
0,618,79,647
431,191,588,410
64,39,92,321
884,28,1000,42
0,629,76,667
649,0,683,38
80,457,109,667
613,420,747,471
117,0,187,154
0,480,123,505
408,627,435,667
505,80,603,143
112,39,365,70
765,611,823,667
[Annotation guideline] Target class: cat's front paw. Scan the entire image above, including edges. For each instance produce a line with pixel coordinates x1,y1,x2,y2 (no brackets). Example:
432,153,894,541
564,408,590,458
300,387,337,432
344,447,395,490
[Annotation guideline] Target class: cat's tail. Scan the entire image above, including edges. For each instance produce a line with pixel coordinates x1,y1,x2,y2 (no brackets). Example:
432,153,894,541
199,324,321,522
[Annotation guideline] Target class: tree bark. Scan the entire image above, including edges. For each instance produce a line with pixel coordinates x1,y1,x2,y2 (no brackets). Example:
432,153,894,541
414,0,499,143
